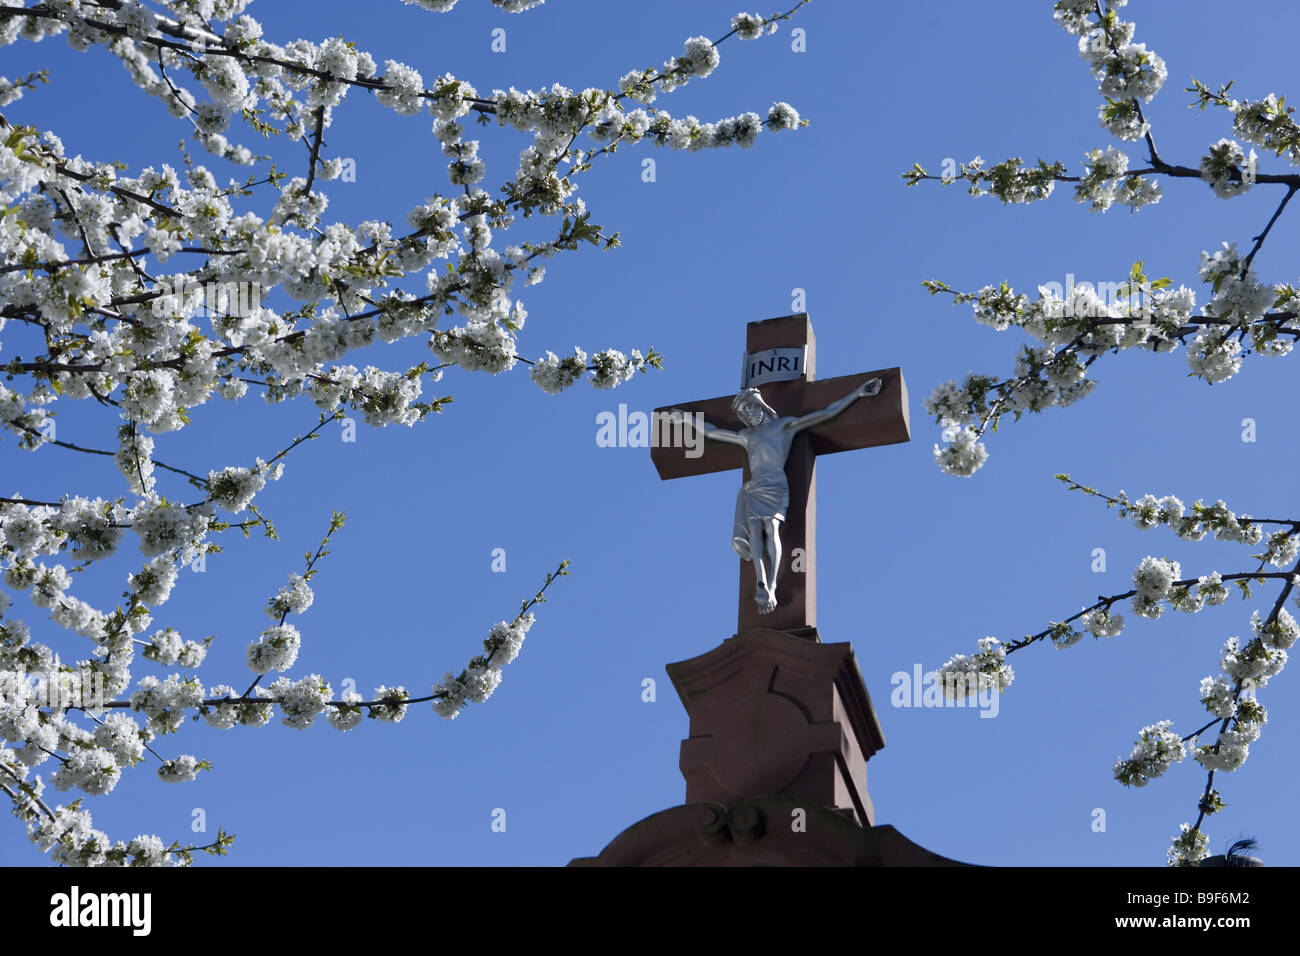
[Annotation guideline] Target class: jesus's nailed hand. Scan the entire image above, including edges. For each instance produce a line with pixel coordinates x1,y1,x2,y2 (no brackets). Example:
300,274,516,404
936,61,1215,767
859,378,883,398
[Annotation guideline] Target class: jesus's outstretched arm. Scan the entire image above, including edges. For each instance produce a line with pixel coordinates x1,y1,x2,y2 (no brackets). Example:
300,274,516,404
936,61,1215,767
664,408,745,446
788,377,882,433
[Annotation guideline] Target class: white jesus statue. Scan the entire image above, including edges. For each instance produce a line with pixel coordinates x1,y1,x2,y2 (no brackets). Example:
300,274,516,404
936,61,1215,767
670,377,882,614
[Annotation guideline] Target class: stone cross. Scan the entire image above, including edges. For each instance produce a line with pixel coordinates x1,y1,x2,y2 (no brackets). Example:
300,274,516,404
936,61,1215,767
651,313,910,636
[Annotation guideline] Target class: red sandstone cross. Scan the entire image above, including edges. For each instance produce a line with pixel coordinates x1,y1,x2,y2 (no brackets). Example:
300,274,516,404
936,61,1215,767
651,313,910,636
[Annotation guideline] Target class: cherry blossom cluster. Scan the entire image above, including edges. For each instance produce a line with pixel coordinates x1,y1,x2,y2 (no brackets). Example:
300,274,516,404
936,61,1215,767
1,0,804,865
530,347,589,394
1200,138,1257,198
730,12,782,40
1075,146,1162,212
1044,481,1291,641
904,154,1066,205
403,0,547,12
1188,80,1300,169
1113,720,1185,788
984,477,1300,864
932,424,989,478
910,2,1300,480
901,0,1300,865
0,0,808,483
1167,823,1210,867
1123,491,1279,550
920,247,1292,472
432,614,532,719
16,794,217,866
2,504,564,863
935,636,1013,699
1053,0,1166,140
143,627,207,668
1189,604,1292,776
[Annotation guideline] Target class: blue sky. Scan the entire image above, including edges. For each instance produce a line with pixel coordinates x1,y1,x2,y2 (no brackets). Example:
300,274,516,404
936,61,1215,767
2,0,1298,866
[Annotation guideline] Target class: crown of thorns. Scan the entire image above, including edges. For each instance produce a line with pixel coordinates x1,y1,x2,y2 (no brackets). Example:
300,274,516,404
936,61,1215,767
732,388,777,417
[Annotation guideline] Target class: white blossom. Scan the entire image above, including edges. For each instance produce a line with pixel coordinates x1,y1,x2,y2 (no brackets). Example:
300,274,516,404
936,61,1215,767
1114,720,1185,787
269,674,332,729
157,754,202,783
1167,824,1209,867
202,685,242,730
1262,532,1298,569
125,834,170,867
1219,635,1286,688
432,671,466,719
128,556,179,606
1079,607,1125,639
266,573,315,618
246,624,301,674
1199,138,1257,198
1133,556,1180,603
1199,676,1237,719
731,13,766,39
766,102,800,131
0,0,805,866
1252,607,1299,651
463,665,502,704
530,347,587,394
932,426,989,477
1197,571,1230,606
207,464,268,514
589,348,642,389
369,685,409,723
485,614,532,665
1193,726,1257,772
52,747,121,796
327,692,364,731
936,637,1013,699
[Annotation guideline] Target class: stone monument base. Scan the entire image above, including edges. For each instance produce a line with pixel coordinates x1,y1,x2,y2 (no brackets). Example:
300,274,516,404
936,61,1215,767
569,628,969,866
568,796,964,866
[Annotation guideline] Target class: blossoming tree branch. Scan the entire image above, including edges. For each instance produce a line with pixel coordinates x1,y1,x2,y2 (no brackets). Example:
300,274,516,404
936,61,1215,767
905,0,1299,864
0,0,809,865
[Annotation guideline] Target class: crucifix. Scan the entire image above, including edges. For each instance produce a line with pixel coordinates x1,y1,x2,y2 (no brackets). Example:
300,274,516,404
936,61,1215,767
651,313,910,636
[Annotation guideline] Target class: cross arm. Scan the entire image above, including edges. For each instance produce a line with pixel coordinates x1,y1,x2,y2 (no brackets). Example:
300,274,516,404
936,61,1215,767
650,395,750,480
650,368,909,481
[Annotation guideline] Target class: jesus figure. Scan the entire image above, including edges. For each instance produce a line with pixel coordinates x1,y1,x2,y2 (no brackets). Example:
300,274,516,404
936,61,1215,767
670,377,882,614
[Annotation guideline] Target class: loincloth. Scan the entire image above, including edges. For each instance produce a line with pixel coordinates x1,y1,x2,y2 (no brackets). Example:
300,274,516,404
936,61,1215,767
731,476,787,559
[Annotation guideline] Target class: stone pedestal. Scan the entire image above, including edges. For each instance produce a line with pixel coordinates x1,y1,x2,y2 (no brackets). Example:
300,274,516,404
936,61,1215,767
672,627,881,827
569,629,967,867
